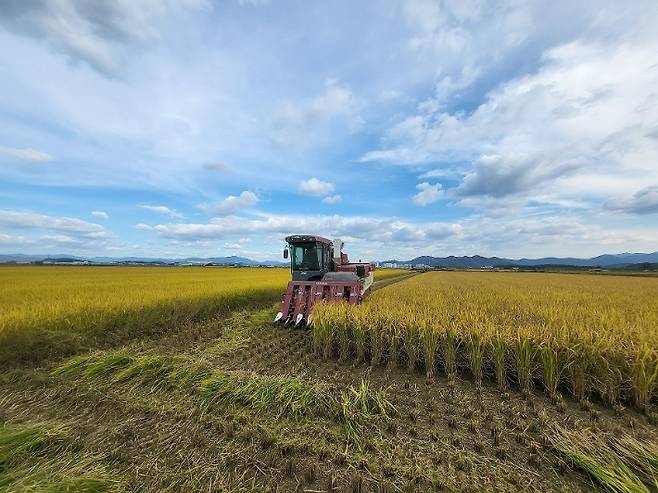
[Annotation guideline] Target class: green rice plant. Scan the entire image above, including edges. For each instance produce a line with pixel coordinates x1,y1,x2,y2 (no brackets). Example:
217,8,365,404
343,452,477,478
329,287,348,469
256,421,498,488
337,376,395,445
113,355,182,392
0,422,114,492
550,426,655,493
52,352,133,380
199,373,324,418
612,434,658,486
0,422,68,465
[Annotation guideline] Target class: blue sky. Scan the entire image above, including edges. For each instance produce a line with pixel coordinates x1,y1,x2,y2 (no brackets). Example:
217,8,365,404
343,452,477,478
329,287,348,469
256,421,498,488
1,0,657,261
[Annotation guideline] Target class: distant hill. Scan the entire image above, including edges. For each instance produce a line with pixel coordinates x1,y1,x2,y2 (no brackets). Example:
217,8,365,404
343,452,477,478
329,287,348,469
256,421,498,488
2,251,657,270
0,254,287,267
380,252,658,269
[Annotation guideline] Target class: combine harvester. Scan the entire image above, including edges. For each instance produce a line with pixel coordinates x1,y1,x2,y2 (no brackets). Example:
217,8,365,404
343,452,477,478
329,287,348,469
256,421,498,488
274,235,375,326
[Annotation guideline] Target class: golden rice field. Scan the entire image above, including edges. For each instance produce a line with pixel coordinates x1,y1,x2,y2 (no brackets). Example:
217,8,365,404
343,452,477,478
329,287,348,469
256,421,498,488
0,266,290,367
371,268,411,280
0,266,408,367
313,271,658,410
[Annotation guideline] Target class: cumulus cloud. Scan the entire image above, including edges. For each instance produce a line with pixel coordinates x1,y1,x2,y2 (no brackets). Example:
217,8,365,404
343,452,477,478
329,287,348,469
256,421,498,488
299,178,335,197
605,186,658,215
420,167,463,179
134,223,153,231
0,145,53,162
412,182,443,206
147,213,463,248
40,234,78,244
209,191,259,215
362,37,658,209
459,215,632,254
456,154,583,198
91,211,109,219
0,209,108,238
0,0,208,77
322,194,342,204
139,204,184,219
271,79,362,148
0,233,31,245
223,242,242,249
137,210,656,259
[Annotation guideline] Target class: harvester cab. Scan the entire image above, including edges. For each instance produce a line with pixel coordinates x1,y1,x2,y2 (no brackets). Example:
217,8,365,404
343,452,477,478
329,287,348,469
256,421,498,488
274,235,375,326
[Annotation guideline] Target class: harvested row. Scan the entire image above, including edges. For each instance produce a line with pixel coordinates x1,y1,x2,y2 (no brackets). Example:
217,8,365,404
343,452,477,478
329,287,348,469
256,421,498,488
52,350,395,445
312,272,658,411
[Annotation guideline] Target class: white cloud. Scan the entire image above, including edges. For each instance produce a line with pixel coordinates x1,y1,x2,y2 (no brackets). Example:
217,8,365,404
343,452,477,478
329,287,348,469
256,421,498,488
299,178,335,196
0,210,111,251
0,145,53,162
238,0,270,5
322,194,342,204
40,234,78,243
420,167,463,179
412,182,443,206
362,37,658,211
605,186,658,215
0,209,108,239
0,233,31,245
0,1,208,77
209,191,259,215
139,204,184,219
149,213,463,247
223,242,242,249
141,211,658,259
271,79,362,149
91,211,109,219
134,223,153,231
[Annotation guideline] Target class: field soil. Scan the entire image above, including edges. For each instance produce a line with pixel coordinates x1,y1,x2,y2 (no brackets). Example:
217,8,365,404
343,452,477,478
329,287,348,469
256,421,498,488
1,273,656,492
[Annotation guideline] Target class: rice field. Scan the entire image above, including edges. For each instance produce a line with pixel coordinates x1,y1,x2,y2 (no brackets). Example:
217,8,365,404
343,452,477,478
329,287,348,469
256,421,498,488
0,266,410,367
0,266,290,366
372,268,412,280
313,271,658,410
2,267,658,492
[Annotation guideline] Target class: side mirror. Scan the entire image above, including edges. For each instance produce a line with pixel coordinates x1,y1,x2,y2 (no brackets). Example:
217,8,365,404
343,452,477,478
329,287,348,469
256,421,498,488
283,248,288,259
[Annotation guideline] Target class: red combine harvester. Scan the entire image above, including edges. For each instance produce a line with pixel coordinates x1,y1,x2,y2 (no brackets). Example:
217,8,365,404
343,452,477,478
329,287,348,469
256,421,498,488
274,235,375,326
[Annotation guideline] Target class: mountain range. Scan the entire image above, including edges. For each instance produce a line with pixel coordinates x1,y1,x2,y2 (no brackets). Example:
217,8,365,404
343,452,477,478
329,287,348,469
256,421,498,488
1,251,657,269
381,252,658,269
0,254,287,266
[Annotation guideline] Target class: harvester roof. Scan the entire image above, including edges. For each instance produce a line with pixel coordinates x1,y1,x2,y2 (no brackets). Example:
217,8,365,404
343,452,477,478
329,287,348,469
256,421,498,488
285,234,332,245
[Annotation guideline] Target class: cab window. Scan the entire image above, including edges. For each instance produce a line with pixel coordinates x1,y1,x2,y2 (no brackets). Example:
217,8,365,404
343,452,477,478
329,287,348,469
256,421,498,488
292,243,321,271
